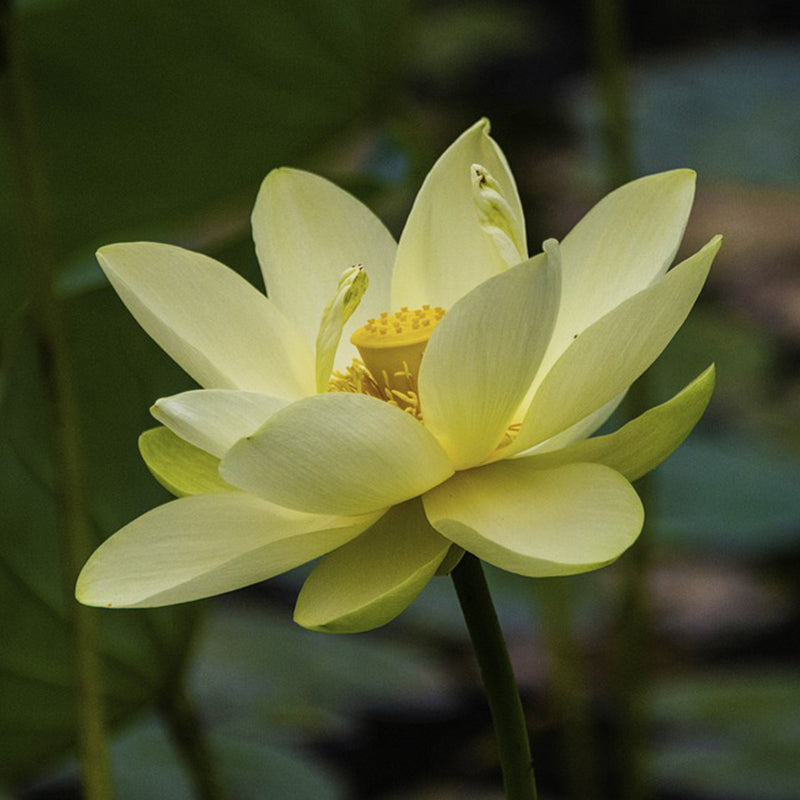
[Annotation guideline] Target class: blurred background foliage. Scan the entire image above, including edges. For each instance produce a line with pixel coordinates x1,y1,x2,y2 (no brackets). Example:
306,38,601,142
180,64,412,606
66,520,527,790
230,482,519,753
1,0,799,798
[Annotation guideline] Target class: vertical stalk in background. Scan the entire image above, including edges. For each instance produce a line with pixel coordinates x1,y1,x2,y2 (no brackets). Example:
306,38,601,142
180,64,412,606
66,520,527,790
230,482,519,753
451,554,538,800
536,579,599,800
0,4,114,798
587,2,652,799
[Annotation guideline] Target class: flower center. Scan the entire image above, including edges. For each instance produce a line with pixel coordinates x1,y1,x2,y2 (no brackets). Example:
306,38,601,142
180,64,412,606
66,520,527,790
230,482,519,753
329,305,445,416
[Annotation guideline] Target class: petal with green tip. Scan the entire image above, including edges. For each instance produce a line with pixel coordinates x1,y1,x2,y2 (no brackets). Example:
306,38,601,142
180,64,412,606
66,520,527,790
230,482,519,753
520,365,715,481
138,427,233,497
294,499,450,633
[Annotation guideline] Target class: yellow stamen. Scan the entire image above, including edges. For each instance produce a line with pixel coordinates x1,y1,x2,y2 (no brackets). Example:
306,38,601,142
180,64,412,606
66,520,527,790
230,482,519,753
350,306,444,410
329,305,445,416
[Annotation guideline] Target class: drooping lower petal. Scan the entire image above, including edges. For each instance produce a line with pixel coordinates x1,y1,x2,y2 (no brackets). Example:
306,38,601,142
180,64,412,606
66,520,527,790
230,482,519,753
423,462,643,577
252,168,396,368
507,236,720,456
220,393,455,516
519,365,715,481
418,246,560,469
97,242,314,397
152,389,289,458
75,494,381,607
391,119,527,311
294,499,451,633
138,427,233,497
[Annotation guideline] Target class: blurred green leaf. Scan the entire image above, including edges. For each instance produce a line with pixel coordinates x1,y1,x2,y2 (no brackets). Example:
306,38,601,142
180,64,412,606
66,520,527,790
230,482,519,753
0,287,197,788
651,671,800,799
191,601,450,739
1,0,412,328
654,432,800,555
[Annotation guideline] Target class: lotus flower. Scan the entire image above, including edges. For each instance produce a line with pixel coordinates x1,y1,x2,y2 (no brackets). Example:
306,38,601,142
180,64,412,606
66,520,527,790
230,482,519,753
76,120,719,633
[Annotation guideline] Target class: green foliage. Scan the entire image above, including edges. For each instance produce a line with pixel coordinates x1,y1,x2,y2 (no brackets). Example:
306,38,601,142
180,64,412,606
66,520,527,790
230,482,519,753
1,0,412,789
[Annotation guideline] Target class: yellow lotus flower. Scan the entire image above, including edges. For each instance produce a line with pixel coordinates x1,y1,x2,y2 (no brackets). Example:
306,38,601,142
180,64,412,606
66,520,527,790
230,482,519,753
76,120,719,633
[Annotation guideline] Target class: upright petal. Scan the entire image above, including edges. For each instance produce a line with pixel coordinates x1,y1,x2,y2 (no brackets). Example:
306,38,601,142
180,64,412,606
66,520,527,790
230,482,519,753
76,494,381,607
538,170,696,379
98,242,314,397
520,366,715,481
423,462,643,577
507,236,720,456
252,168,396,367
220,393,454,516
419,245,560,469
294,500,451,633
391,119,527,310
152,389,289,458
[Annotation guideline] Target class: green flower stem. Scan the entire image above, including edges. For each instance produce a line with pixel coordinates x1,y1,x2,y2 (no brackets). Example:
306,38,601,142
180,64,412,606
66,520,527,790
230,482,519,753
451,554,537,800
0,4,113,797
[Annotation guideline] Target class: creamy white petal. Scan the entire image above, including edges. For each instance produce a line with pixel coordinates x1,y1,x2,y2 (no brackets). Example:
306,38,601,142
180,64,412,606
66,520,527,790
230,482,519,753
520,366,715,481
76,494,380,607
423,462,643,577
419,247,560,469
507,236,720,456
252,168,396,368
391,119,526,310
294,500,451,633
220,393,454,516
537,169,697,380
152,390,289,458
97,242,314,397
138,427,233,497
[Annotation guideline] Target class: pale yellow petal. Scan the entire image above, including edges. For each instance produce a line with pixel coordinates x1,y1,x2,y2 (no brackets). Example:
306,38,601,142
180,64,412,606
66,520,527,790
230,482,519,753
152,390,289,458
507,236,720,456
220,393,454,516
97,242,314,397
538,169,696,379
391,119,526,310
76,494,381,607
423,462,643,577
520,366,715,481
419,246,560,469
294,500,451,633
252,168,396,368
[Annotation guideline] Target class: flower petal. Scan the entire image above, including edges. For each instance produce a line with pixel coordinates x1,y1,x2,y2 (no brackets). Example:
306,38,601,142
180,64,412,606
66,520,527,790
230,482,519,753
419,245,560,469
97,242,314,397
138,427,233,497
152,390,289,458
423,462,643,577
252,168,396,367
76,494,380,607
538,169,697,378
391,119,526,310
521,366,715,481
220,393,455,516
294,500,451,633
508,236,720,455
